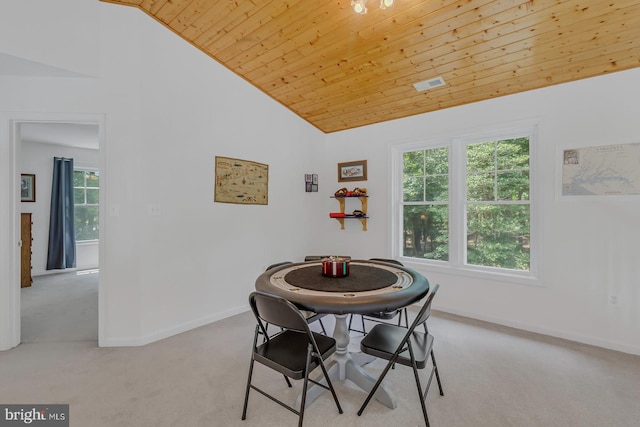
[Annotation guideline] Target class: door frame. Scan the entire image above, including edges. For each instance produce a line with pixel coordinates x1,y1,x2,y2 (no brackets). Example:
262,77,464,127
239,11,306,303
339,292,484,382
0,112,106,351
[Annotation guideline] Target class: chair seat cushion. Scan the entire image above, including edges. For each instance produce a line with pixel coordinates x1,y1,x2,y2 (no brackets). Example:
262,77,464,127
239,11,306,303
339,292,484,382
255,331,336,379
360,323,433,369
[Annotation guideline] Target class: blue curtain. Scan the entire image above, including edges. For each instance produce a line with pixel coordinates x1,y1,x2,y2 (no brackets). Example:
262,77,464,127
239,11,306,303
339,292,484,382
46,157,76,270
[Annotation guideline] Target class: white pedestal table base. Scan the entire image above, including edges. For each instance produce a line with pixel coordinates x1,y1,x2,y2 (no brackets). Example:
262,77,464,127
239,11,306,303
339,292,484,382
296,314,397,409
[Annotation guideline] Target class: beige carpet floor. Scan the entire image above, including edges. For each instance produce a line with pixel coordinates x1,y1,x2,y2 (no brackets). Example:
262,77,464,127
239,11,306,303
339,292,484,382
20,270,98,343
3,272,640,426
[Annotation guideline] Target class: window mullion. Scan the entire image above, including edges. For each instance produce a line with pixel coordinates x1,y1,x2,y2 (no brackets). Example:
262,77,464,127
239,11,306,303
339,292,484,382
450,140,464,268
493,142,498,202
83,172,87,205
422,150,427,202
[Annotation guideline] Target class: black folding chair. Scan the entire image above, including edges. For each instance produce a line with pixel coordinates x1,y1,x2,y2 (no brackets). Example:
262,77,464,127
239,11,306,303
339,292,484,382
265,262,328,335
357,284,443,426
242,291,343,427
348,258,409,335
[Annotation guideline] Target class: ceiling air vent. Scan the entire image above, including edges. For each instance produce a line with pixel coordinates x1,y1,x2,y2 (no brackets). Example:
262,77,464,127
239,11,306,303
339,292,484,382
413,76,446,92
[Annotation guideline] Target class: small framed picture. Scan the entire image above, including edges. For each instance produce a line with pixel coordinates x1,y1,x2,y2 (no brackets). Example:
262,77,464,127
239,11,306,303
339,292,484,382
21,174,36,202
305,174,319,192
338,160,367,182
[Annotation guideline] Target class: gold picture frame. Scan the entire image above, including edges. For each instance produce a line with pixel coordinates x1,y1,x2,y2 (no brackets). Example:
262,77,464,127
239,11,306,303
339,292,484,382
214,156,269,205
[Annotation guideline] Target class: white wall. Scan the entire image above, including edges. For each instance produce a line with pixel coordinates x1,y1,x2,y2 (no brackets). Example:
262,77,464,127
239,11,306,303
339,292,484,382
0,1,323,350
20,140,100,275
1,0,638,355
321,68,640,355
0,0,99,77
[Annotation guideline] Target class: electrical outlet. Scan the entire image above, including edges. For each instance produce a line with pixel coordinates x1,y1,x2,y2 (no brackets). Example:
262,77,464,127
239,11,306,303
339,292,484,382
609,294,618,305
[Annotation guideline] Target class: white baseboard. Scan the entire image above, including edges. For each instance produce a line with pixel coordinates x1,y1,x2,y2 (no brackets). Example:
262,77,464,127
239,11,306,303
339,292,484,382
99,304,250,348
434,304,640,356
100,302,640,356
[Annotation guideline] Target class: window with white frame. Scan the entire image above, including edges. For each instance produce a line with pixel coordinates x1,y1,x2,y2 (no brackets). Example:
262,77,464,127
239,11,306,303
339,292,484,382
395,126,535,274
74,169,99,242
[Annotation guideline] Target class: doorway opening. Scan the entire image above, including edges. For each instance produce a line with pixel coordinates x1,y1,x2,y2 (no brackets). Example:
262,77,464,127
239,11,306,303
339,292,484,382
15,119,103,345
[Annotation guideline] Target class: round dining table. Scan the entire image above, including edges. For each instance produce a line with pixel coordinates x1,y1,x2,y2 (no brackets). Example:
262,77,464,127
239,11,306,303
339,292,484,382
255,259,430,409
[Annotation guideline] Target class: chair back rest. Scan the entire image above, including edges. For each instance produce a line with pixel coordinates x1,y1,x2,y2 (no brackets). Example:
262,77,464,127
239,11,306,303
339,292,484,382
408,284,440,332
249,291,311,334
369,258,404,266
265,261,292,271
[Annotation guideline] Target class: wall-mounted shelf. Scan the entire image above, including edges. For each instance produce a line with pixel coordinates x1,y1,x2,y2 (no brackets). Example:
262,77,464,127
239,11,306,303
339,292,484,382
329,196,368,231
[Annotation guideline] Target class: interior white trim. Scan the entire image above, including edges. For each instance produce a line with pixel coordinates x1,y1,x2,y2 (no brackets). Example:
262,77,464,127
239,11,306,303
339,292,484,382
101,304,249,348
390,119,540,281
435,305,640,356
0,112,105,351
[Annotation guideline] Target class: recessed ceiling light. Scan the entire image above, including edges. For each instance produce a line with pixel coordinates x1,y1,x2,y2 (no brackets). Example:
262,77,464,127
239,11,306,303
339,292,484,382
413,76,446,92
380,0,395,9
351,0,368,14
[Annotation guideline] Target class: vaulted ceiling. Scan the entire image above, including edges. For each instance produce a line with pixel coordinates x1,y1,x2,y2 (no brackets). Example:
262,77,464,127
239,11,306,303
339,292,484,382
101,0,640,133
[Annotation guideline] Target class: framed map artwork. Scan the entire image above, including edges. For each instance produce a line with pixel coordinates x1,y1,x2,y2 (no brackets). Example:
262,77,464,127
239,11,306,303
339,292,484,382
561,142,640,197
214,156,269,205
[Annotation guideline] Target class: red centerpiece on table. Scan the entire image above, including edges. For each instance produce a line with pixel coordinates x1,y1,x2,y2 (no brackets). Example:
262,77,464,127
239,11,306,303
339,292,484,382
322,256,350,277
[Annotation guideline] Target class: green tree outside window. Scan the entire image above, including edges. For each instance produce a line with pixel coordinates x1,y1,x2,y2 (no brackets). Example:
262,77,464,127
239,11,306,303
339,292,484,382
401,136,531,271
74,170,99,241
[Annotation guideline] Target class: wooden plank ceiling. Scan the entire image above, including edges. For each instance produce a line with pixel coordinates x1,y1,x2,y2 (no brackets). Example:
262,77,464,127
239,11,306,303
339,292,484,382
101,0,640,133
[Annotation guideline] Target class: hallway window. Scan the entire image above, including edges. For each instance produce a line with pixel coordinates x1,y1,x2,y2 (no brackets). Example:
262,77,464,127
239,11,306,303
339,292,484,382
74,169,99,241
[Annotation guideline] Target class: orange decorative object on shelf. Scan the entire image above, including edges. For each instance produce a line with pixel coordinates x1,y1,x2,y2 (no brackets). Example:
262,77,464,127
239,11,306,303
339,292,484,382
334,187,348,197
352,187,367,196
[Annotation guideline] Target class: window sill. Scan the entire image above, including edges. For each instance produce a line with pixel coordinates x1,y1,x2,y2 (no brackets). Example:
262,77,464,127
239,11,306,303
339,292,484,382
76,240,99,246
399,257,541,287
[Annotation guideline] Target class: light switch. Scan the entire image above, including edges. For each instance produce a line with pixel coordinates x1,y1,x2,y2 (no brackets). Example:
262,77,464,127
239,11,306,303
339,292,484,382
148,204,161,216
